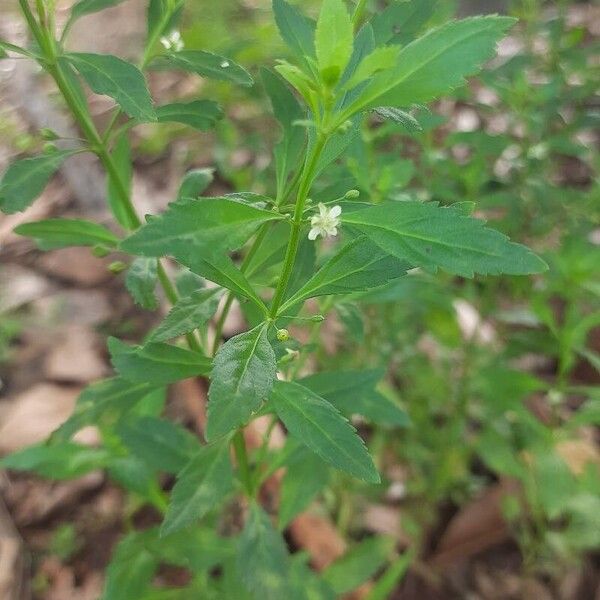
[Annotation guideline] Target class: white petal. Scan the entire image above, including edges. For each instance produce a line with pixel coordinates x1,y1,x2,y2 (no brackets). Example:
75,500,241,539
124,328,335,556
329,205,342,218
318,203,328,217
308,228,320,240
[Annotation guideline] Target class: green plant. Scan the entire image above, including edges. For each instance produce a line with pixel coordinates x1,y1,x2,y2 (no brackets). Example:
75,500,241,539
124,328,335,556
0,0,549,596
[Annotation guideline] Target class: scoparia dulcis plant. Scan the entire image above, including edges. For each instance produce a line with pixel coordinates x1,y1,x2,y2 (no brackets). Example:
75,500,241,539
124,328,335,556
0,0,547,597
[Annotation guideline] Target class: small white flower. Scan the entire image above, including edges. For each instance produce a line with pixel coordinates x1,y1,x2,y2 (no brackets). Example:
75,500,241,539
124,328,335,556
308,203,342,241
160,30,184,52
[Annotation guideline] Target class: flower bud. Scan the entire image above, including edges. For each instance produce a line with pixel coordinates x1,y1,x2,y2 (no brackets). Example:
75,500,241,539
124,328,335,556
40,128,59,141
344,189,360,199
276,328,290,342
92,244,111,258
108,261,127,274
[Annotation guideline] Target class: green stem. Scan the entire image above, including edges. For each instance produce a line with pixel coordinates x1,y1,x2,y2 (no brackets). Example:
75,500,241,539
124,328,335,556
269,134,328,318
233,429,253,496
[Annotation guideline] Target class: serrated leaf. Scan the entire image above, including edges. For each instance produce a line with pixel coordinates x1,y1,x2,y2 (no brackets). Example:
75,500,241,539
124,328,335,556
108,337,211,385
177,168,214,200
373,107,422,132
106,132,136,228
236,503,290,600
206,324,276,440
315,0,353,84
125,257,159,310
322,536,394,595
155,100,223,130
273,0,316,68
14,218,119,250
0,151,75,214
117,416,201,474
370,0,438,45
66,52,155,121
271,381,380,483
343,201,548,277
300,369,410,427
121,197,281,266
279,446,329,528
346,16,515,115
70,0,126,20
161,440,234,536
149,288,221,342
1,442,110,479
52,378,160,441
281,236,409,311
152,51,253,86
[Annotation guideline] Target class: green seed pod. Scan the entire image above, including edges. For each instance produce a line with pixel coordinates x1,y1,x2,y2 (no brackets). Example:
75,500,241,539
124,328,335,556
344,189,360,199
92,244,111,258
276,328,290,342
40,128,60,141
108,261,128,274
43,142,58,153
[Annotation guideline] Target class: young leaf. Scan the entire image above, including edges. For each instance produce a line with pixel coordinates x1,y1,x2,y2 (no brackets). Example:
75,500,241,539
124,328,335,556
370,0,438,45
341,46,399,92
14,218,119,250
280,236,409,311
149,288,222,343
155,100,223,130
322,536,394,595
161,440,234,536
373,107,423,132
1,442,110,479
70,0,126,20
117,416,202,474
0,151,76,214
152,51,253,86
65,52,156,121
177,168,214,200
279,446,330,528
206,324,277,440
125,257,159,311
300,369,410,428
345,16,515,115
236,503,290,600
108,337,212,385
120,197,282,265
315,0,353,84
343,201,548,277
272,0,316,66
270,381,380,483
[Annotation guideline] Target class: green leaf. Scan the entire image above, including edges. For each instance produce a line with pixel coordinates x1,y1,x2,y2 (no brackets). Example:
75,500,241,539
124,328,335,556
149,288,221,343
117,416,202,474
206,324,276,440
315,0,353,84
281,236,409,311
161,440,234,536
152,51,253,86
261,68,305,198
373,107,422,132
342,46,399,91
279,446,330,528
125,257,159,310
155,100,223,130
236,503,290,600
370,0,438,45
177,168,214,200
271,381,380,483
52,378,160,441
0,151,75,214
121,197,282,265
322,536,394,595
346,16,516,114
343,201,548,277
66,52,155,121
70,0,126,20
1,442,110,479
14,218,119,250
300,369,410,427
108,337,211,385
272,0,316,66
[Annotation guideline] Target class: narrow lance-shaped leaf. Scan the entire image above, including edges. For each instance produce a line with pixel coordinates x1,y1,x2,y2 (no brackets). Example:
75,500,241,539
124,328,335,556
315,0,354,84
108,337,212,385
236,503,291,600
149,288,222,343
374,107,423,132
272,0,316,69
155,100,223,130
70,0,126,20
346,16,516,115
343,201,548,277
65,52,156,121
370,0,438,45
161,440,234,536
151,51,253,86
125,257,159,311
0,151,76,214
14,218,119,250
206,324,277,440
280,236,410,312
270,380,380,483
